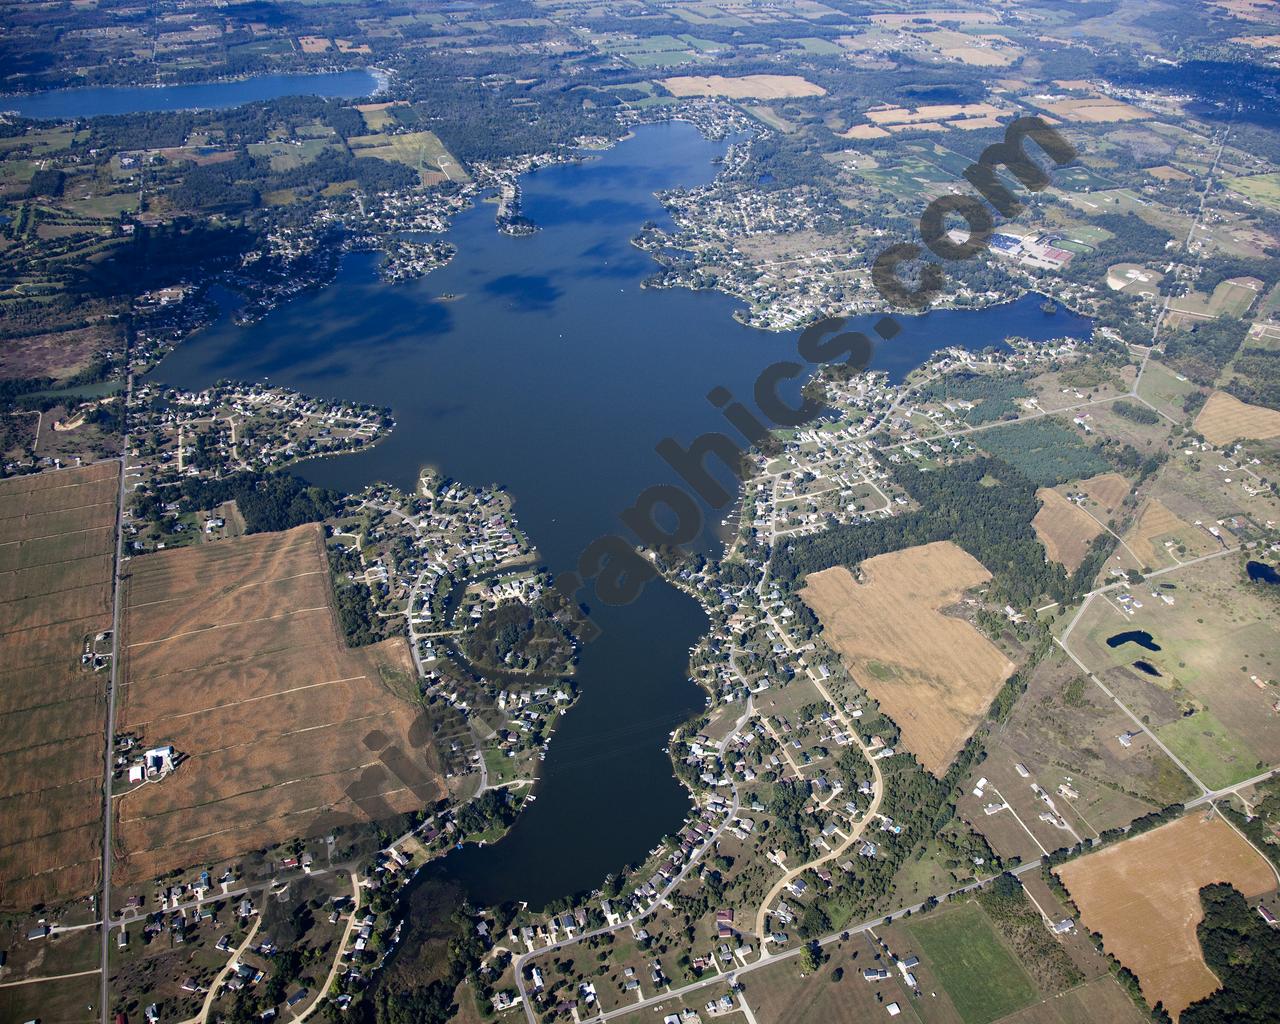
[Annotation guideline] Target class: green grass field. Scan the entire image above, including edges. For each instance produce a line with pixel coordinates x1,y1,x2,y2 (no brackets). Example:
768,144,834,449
907,901,1039,1024
349,130,470,182
793,36,843,54
1225,172,1280,213
1158,709,1259,791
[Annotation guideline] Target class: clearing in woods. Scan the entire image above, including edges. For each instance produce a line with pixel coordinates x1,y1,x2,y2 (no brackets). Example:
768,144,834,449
1056,813,1276,1019
115,523,443,885
1033,488,1104,572
1193,390,1280,446
657,74,826,99
800,541,1015,776
0,462,117,909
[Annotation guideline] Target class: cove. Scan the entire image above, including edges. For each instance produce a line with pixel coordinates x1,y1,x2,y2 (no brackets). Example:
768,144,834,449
1,69,379,120
151,120,1092,908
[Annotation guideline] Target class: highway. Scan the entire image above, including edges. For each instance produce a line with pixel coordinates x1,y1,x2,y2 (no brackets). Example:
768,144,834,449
98,352,134,1023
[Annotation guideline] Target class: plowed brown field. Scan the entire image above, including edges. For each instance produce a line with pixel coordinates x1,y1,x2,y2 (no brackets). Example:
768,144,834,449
0,462,118,908
1056,813,1277,1018
1033,488,1104,571
115,523,442,885
801,541,1015,776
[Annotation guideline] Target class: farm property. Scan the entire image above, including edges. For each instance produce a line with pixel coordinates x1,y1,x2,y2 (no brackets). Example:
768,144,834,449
1056,813,1276,1018
1070,553,1280,789
1120,497,1215,570
801,541,1015,776
1033,488,1104,572
115,523,443,884
1193,389,1280,445
0,461,117,909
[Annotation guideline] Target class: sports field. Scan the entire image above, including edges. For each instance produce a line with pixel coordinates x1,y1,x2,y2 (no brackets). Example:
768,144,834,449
1056,813,1276,1018
801,541,1015,775
115,523,443,884
0,462,117,909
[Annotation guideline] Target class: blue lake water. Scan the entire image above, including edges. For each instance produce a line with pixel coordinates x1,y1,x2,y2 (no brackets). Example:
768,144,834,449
1247,560,1280,585
151,120,1092,906
1,69,379,119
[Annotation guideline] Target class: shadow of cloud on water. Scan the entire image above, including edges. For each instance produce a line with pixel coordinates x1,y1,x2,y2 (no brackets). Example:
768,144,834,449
483,272,562,312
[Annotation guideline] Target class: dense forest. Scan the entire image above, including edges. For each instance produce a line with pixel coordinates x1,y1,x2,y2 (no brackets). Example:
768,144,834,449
917,372,1031,425
976,419,1113,486
1182,884,1280,1024
773,455,1099,609
174,470,340,533
1225,348,1280,411
328,545,385,647
1162,318,1250,385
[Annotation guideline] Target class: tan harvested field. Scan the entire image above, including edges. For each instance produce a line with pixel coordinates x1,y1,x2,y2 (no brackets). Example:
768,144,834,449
1123,498,1214,569
841,124,890,140
865,101,1004,125
1080,472,1132,512
1193,390,1280,445
1232,32,1280,47
1040,97,1152,123
0,462,118,909
658,74,826,99
1148,165,1193,181
116,524,443,885
801,541,1015,776
1056,814,1277,1018
1034,488,1104,571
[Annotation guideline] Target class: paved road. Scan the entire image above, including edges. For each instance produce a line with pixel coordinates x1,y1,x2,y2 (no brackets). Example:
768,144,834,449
295,871,362,1022
179,916,262,1024
582,859,1047,1023
99,362,134,1022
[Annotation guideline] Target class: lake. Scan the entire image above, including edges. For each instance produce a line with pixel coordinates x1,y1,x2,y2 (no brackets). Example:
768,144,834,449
1,69,380,120
151,120,1092,908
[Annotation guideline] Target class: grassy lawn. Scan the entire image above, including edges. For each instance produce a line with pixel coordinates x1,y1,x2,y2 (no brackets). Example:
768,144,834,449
906,901,1038,1024
1136,359,1195,418
484,744,519,785
1158,709,1259,791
